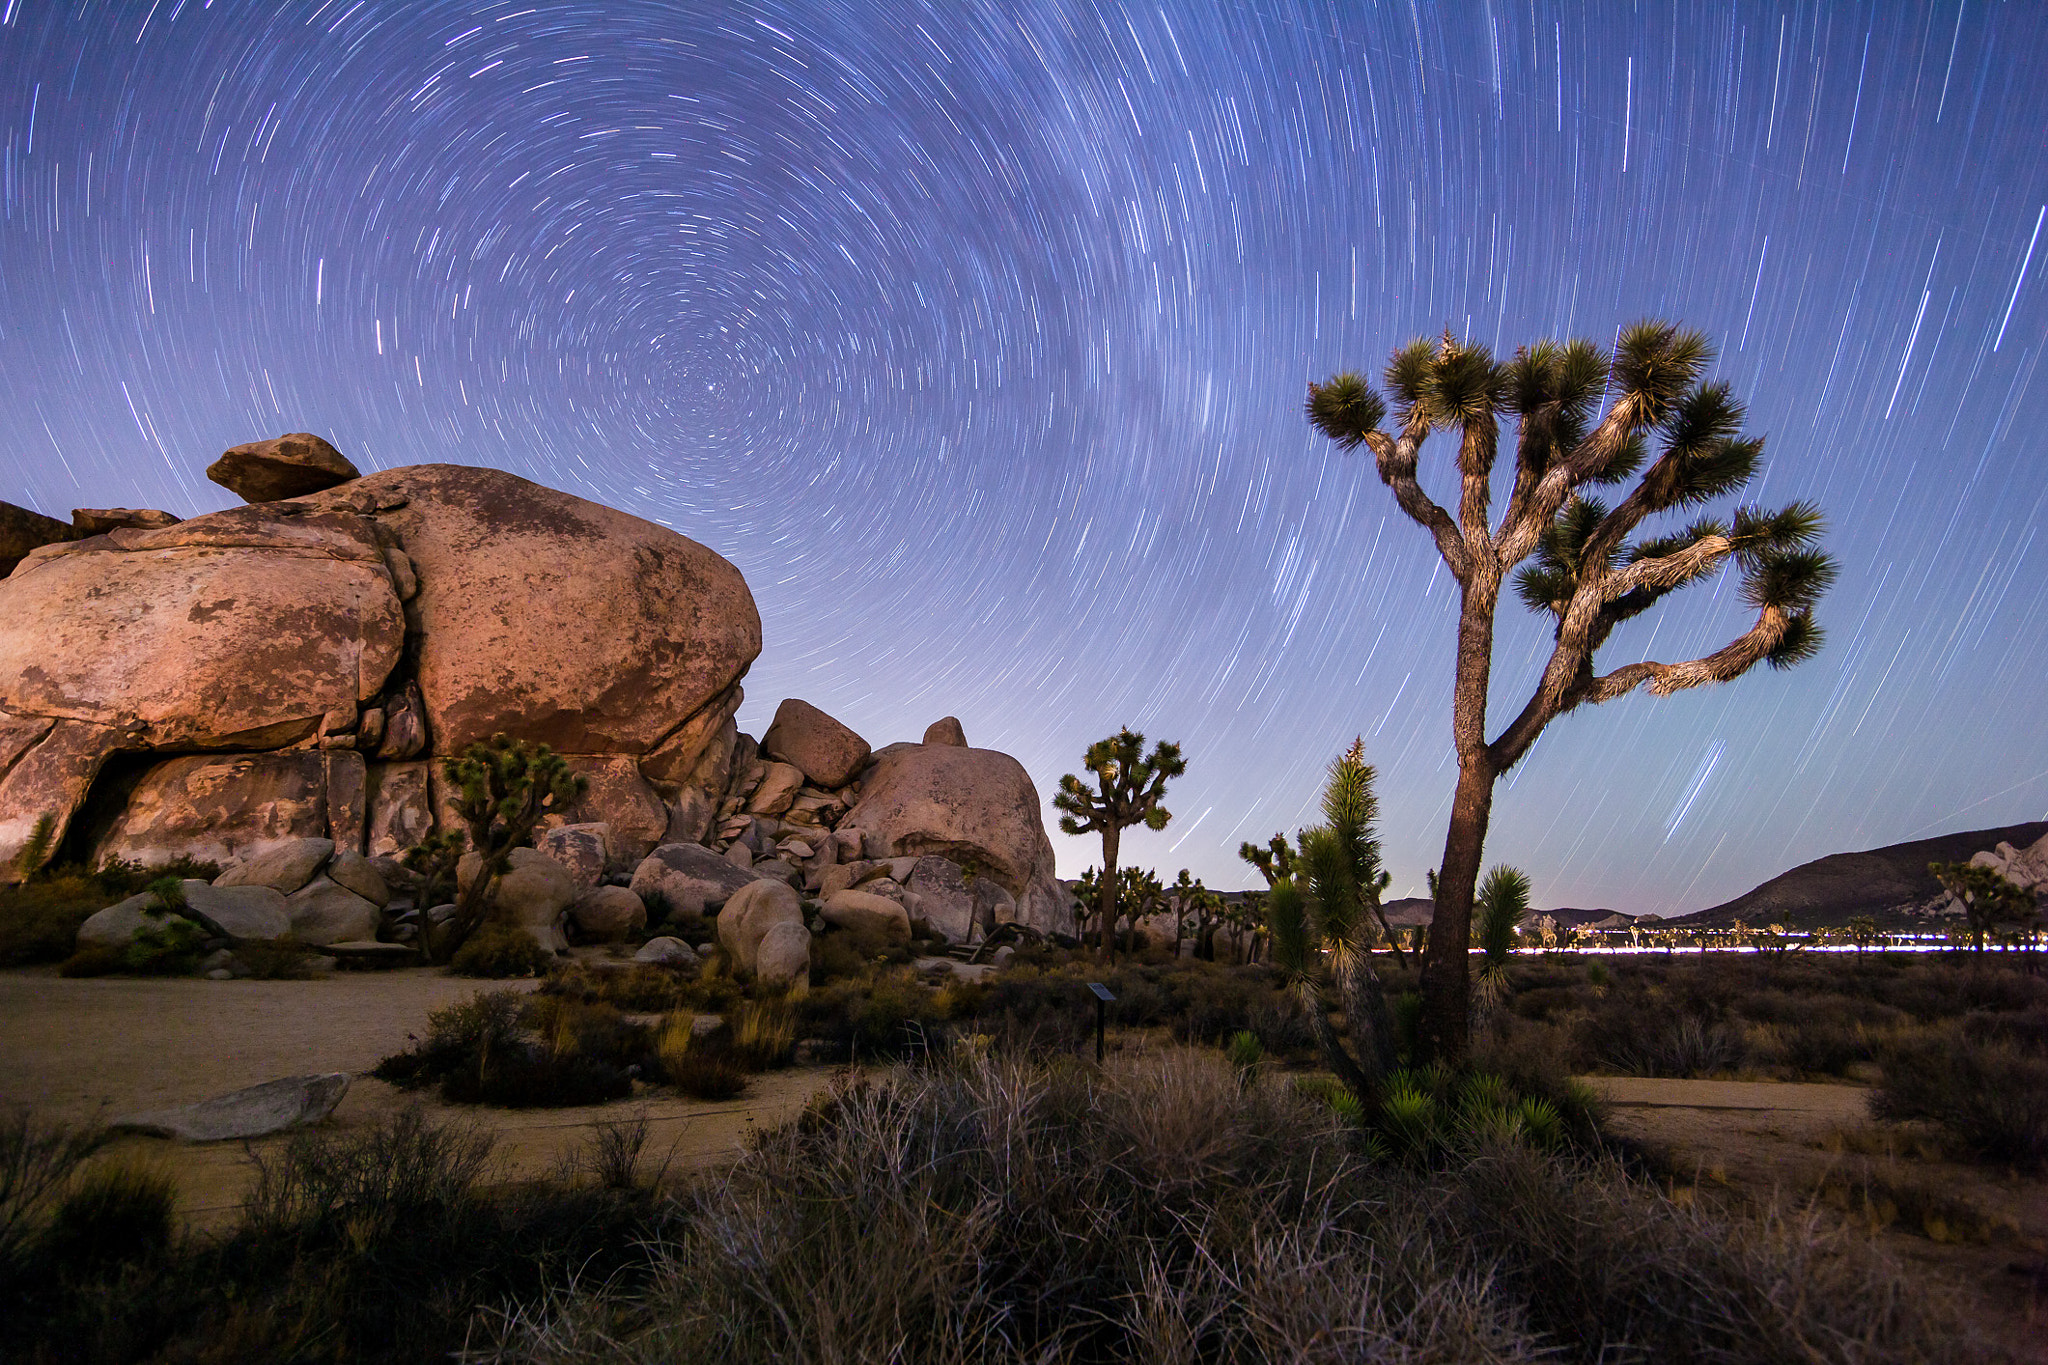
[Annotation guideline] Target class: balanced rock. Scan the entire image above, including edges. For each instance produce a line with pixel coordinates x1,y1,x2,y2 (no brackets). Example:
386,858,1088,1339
762,698,871,788
207,433,359,503
820,889,911,941
71,508,181,534
283,876,382,946
569,885,646,941
838,744,1070,936
215,837,335,896
630,842,759,919
922,716,967,747
754,920,812,990
718,878,802,975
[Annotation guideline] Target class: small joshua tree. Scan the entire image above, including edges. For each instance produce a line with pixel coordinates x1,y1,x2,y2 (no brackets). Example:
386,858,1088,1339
1053,728,1184,957
1265,740,1400,1109
1928,861,2040,953
13,813,55,883
433,734,587,962
1237,833,1299,888
1117,866,1166,953
1170,868,1222,956
1307,323,1837,1062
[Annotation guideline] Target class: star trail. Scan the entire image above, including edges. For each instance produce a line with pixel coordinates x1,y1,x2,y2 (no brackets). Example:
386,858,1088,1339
2,1,2044,914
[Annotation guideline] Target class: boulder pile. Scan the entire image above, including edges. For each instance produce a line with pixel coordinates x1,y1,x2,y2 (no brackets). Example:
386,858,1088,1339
2,433,1074,971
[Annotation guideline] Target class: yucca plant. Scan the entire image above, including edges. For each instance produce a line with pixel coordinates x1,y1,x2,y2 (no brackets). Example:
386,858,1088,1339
1308,324,1837,1061
1265,739,1401,1110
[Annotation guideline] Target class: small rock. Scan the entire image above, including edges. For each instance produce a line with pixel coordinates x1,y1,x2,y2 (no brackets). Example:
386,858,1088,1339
214,838,335,896
539,823,613,889
111,1073,351,1142
923,716,967,747
283,876,384,946
633,935,701,968
569,885,647,941
325,849,391,907
323,941,419,969
206,969,234,981
991,945,1015,968
817,865,858,898
754,920,813,990
724,841,754,869
762,698,873,788
718,879,803,975
781,838,816,861
745,761,806,817
71,507,182,534
820,889,912,941
630,842,760,919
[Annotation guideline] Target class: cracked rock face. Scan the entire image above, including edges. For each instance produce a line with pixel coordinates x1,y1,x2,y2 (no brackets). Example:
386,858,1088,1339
0,458,760,880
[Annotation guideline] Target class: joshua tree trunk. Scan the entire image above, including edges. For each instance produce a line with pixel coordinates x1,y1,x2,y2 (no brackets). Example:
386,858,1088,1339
1098,826,1120,957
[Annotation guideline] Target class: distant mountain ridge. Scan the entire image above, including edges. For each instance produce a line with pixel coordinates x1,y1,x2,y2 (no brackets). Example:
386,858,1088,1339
1667,821,2048,929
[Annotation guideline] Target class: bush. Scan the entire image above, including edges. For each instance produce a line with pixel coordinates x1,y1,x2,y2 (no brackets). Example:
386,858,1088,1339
727,998,797,1070
477,1049,1990,1365
36,1160,177,1274
543,958,742,1014
654,1015,749,1100
451,921,557,978
798,968,951,1061
374,991,643,1109
1872,1026,2048,1168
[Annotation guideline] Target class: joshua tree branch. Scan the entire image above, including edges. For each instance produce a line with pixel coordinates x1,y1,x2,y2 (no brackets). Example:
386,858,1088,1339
1363,431,1469,580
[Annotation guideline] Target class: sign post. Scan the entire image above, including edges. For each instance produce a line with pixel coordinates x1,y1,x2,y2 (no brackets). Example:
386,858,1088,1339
1087,981,1115,1063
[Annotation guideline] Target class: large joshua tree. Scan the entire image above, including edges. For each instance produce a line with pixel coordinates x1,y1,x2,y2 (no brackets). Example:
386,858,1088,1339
1053,727,1184,956
1307,323,1837,1062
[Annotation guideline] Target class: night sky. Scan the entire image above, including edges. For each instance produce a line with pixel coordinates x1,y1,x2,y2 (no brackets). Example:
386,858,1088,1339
2,2,2044,914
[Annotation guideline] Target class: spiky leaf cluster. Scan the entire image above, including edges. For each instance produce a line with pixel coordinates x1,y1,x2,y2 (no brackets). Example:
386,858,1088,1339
1475,865,1531,964
1237,833,1299,887
1052,728,1185,837
445,733,588,860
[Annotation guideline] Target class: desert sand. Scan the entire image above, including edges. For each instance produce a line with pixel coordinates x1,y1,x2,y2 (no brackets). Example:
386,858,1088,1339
0,967,839,1226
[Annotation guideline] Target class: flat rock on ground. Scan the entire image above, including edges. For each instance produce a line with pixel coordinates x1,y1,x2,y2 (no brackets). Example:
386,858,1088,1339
111,1073,351,1142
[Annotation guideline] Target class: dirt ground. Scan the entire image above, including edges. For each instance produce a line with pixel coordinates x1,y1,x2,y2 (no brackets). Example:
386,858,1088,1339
0,966,840,1227
1586,1075,2048,1358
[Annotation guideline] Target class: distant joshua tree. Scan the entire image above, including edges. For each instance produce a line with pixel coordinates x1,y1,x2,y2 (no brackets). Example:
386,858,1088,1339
1928,861,2039,952
1053,728,1184,958
1307,323,1837,1062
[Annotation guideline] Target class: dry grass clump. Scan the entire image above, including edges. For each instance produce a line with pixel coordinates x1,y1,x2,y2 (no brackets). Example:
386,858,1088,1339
1871,1023,2048,1169
481,1048,1989,1365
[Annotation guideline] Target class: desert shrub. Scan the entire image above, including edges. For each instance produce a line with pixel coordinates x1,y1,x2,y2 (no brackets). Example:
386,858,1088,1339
451,921,557,978
654,1015,750,1100
230,940,323,980
799,968,951,1061
478,1049,1986,1365
0,873,120,968
1872,1025,2048,1168
35,1159,177,1275
809,923,914,983
374,991,644,1109
543,958,742,1013
0,1112,106,1289
1,1111,662,1365
727,998,798,1070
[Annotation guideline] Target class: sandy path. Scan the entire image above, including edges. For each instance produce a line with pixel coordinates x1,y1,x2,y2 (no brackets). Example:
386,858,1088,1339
0,967,839,1227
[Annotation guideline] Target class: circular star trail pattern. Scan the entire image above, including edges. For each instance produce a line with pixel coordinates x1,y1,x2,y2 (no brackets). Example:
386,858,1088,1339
2,1,2045,913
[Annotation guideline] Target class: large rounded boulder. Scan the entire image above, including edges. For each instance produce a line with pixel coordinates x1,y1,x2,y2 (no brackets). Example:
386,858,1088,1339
0,506,405,871
837,744,1070,935
298,465,758,768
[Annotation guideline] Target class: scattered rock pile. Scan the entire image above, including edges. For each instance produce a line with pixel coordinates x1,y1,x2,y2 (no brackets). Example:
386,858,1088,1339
3,434,1074,972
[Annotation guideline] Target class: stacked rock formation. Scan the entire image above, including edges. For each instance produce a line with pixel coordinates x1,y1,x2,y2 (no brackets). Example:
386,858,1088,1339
2,434,1074,964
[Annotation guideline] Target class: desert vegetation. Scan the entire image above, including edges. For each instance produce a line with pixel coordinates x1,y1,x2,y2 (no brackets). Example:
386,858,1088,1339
3,1044,2002,1364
